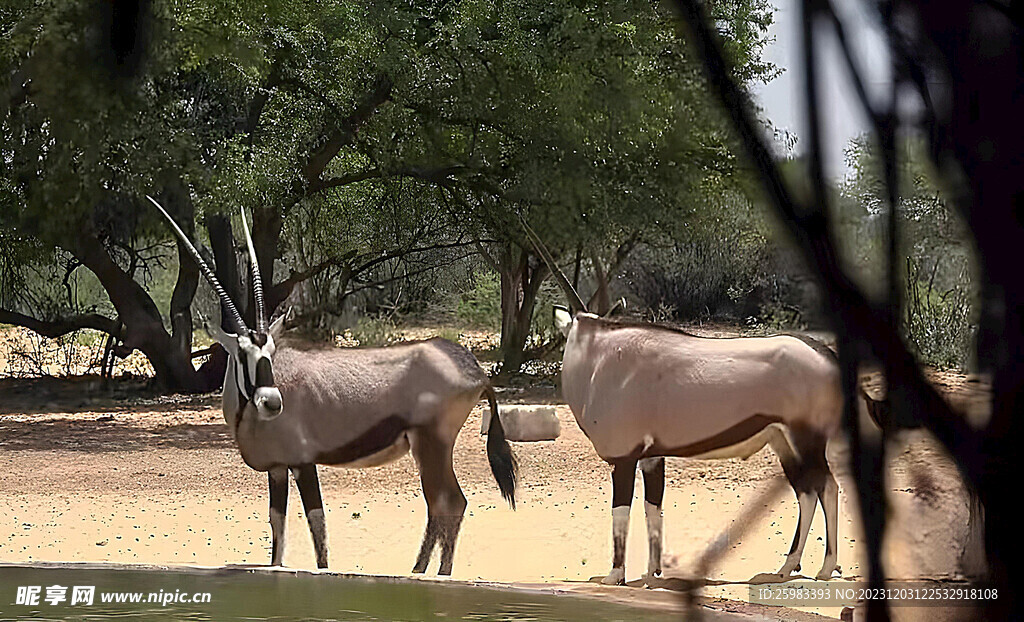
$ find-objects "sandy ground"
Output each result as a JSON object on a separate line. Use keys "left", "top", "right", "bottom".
{"left": 0, "top": 324, "right": 991, "bottom": 620}
{"left": 0, "top": 371, "right": 990, "bottom": 621}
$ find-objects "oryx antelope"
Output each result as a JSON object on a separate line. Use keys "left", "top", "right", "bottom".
{"left": 148, "top": 196, "right": 517, "bottom": 575}
{"left": 522, "top": 219, "right": 848, "bottom": 586}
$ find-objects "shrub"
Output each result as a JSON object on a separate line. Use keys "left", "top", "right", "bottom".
{"left": 350, "top": 316, "right": 402, "bottom": 347}
{"left": 903, "top": 258, "right": 974, "bottom": 369}
{"left": 456, "top": 273, "right": 501, "bottom": 330}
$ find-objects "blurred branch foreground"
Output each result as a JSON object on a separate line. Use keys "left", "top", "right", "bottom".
{"left": 675, "top": 0, "right": 1022, "bottom": 619}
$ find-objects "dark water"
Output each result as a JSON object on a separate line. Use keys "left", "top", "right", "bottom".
{"left": 0, "top": 566, "right": 679, "bottom": 621}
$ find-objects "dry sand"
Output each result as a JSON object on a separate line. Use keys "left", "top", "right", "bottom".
{"left": 0, "top": 366, "right": 988, "bottom": 620}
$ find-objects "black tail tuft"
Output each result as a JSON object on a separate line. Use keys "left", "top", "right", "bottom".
{"left": 483, "top": 386, "right": 518, "bottom": 509}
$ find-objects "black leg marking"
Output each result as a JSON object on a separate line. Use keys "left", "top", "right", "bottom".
{"left": 640, "top": 457, "right": 665, "bottom": 580}
{"left": 268, "top": 467, "right": 289, "bottom": 566}
{"left": 292, "top": 464, "right": 328, "bottom": 569}
{"left": 640, "top": 457, "right": 665, "bottom": 507}
{"left": 603, "top": 458, "right": 638, "bottom": 586}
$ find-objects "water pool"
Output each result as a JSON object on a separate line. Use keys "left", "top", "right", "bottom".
{"left": 0, "top": 565, "right": 683, "bottom": 621}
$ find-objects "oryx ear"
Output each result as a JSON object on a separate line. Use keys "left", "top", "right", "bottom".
{"left": 268, "top": 307, "right": 290, "bottom": 342}
{"left": 553, "top": 305, "right": 573, "bottom": 337}
{"left": 206, "top": 320, "right": 237, "bottom": 352}
{"left": 603, "top": 297, "right": 626, "bottom": 318}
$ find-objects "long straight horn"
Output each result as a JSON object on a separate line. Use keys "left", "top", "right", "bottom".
{"left": 239, "top": 207, "right": 267, "bottom": 335}
{"left": 518, "top": 215, "right": 588, "bottom": 314}
{"left": 146, "top": 195, "right": 249, "bottom": 335}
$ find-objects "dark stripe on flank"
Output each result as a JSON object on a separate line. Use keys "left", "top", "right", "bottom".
{"left": 314, "top": 415, "right": 408, "bottom": 465}
{"left": 626, "top": 414, "right": 784, "bottom": 460}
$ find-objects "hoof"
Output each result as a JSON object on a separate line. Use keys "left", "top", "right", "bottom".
{"left": 411, "top": 565, "right": 427, "bottom": 574}
{"left": 749, "top": 572, "right": 790, "bottom": 584}
{"left": 644, "top": 571, "right": 663, "bottom": 589}
{"left": 602, "top": 568, "right": 626, "bottom": 586}
{"left": 815, "top": 564, "right": 840, "bottom": 581}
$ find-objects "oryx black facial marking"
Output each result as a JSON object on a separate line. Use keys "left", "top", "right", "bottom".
{"left": 238, "top": 350, "right": 255, "bottom": 398}
{"left": 256, "top": 357, "right": 274, "bottom": 388}
{"left": 236, "top": 345, "right": 276, "bottom": 397}
{"left": 228, "top": 330, "right": 283, "bottom": 421}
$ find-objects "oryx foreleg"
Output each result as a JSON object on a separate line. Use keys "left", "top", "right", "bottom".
{"left": 603, "top": 458, "right": 638, "bottom": 586}
{"left": 639, "top": 457, "right": 665, "bottom": 582}
{"left": 268, "top": 467, "right": 289, "bottom": 566}
{"left": 411, "top": 430, "right": 466, "bottom": 576}
{"left": 292, "top": 464, "right": 328, "bottom": 569}
{"left": 773, "top": 431, "right": 830, "bottom": 578}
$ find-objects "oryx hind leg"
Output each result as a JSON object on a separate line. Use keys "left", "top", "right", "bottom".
{"left": 291, "top": 464, "right": 328, "bottom": 569}
{"left": 268, "top": 467, "right": 289, "bottom": 566}
{"left": 603, "top": 458, "right": 638, "bottom": 586}
{"left": 410, "top": 429, "right": 466, "bottom": 576}
{"left": 639, "top": 457, "right": 665, "bottom": 583}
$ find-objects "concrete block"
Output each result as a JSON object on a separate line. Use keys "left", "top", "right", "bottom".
{"left": 481, "top": 405, "right": 560, "bottom": 442}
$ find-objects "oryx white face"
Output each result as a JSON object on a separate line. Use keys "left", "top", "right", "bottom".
{"left": 553, "top": 305, "right": 574, "bottom": 337}
{"left": 210, "top": 320, "right": 284, "bottom": 421}
{"left": 236, "top": 332, "right": 282, "bottom": 420}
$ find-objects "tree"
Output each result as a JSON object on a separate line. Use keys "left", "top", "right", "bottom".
{"left": 1, "top": 0, "right": 778, "bottom": 384}
{"left": 408, "top": 0, "right": 778, "bottom": 372}
{"left": 0, "top": 1, "right": 242, "bottom": 390}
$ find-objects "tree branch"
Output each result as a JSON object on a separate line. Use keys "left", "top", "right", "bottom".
{"left": 240, "top": 52, "right": 285, "bottom": 158}
{"left": 300, "top": 74, "right": 393, "bottom": 184}
{"left": 308, "top": 164, "right": 467, "bottom": 195}
{"left": 0, "top": 309, "right": 120, "bottom": 339}
{"left": 350, "top": 238, "right": 481, "bottom": 276}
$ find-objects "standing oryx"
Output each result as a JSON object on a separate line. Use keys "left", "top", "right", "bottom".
{"left": 148, "top": 196, "right": 517, "bottom": 576}
{"left": 522, "top": 219, "right": 844, "bottom": 586}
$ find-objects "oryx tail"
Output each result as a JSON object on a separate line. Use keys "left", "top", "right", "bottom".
{"left": 484, "top": 385, "right": 517, "bottom": 509}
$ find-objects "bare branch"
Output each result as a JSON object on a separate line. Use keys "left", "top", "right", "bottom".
{"left": 0, "top": 309, "right": 120, "bottom": 339}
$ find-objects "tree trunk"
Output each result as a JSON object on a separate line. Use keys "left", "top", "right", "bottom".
{"left": 496, "top": 244, "right": 548, "bottom": 376}
{"left": 588, "top": 250, "right": 612, "bottom": 316}
{"left": 167, "top": 181, "right": 199, "bottom": 359}
{"left": 253, "top": 205, "right": 285, "bottom": 318}
{"left": 586, "top": 236, "right": 639, "bottom": 316}
{"left": 206, "top": 213, "right": 246, "bottom": 331}
{"left": 70, "top": 219, "right": 204, "bottom": 393}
